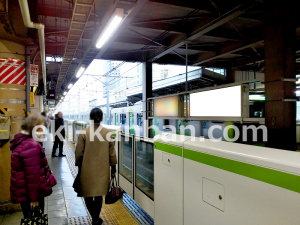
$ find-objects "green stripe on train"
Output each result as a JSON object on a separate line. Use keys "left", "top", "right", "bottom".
{"left": 154, "top": 142, "right": 300, "bottom": 193}
{"left": 154, "top": 142, "right": 182, "bottom": 156}
{"left": 184, "top": 149, "right": 300, "bottom": 193}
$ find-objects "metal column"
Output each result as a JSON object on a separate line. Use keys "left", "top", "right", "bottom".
{"left": 185, "top": 41, "right": 188, "bottom": 91}
{"left": 142, "top": 62, "right": 152, "bottom": 138}
{"left": 25, "top": 46, "right": 30, "bottom": 113}
{"left": 264, "top": 0, "right": 296, "bottom": 150}
{"left": 106, "top": 87, "right": 110, "bottom": 125}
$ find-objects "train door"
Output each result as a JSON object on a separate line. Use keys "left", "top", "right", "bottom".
{"left": 115, "top": 113, "right": 118, "bottom": 125}
{"left": 103, "top": 113, "right": 106, "bottom": 125}
{"left": 120, "top": 113, "right": 126, "bottom": 132}
{"left": 129, "top": 112, "right": 134, "bottom": 135}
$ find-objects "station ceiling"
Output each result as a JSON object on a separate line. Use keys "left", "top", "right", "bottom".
{"left": 2, "top": 0, "right": 300, "bottom": 97}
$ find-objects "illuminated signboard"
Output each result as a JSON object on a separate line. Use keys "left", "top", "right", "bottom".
{"left": 190, "top": 85, "right": 242, "bottom": 117}
{"left": 154, "top": 96, "right": 179, "bottom": 117}
{"left": 48, "top": 100, "right": 55, "bottom": 105}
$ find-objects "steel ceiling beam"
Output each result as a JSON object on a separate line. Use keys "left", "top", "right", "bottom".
{"left": 149, "top": 3, "right": 255, "bottom": 62}
{"left": 193, "top": 39, "right": 263, "bottom": 66}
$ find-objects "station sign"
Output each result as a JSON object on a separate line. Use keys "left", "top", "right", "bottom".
{"left": 30, "top": 64, "right": 39, "bottom": 87}
{"left": 48, "top": 100, "right": 55, "bottom": 105}
{"left": 47, "top": 89, "right": 56, "bottom": 100}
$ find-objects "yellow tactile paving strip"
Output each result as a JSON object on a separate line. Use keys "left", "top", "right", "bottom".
{"left": 101, "top": 200, "right": 138, "bottom": 225}
{"left": 64, "top": 141, "right": 139, "bottom": 225}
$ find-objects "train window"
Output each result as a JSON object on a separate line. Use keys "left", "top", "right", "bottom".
{"left": 164, "top": 119, "right": 170, "bottom": 126}
{"left": 120, "top": 114, "right": 126, "bottom": 124}
{"left": 119, "top": 135, "right": 133, "bottom": 182}
{"left": 115, "top": 113, "right": 118, "bottom": 125}
{"left": 137, "top": 113, "right": 143, "bottom": 127}
{"left": 129, "top": 112, "right": 134, "bottom": 135}
{"left": 135, "top": 140, "right": 154, "bottom": 200}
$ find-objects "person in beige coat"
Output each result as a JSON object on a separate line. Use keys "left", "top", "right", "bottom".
{"left": 75, "top": 108, "right": 117, "bottom": 225}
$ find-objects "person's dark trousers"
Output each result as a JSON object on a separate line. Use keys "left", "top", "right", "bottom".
{"left": 20, "top": 198, "right": 45, "bottom": 218}
{"left": 84, "top": 196, "right": 103, "bottom": 224}
{"left": 52, "top": 136, "right": 64, "bottom": 156}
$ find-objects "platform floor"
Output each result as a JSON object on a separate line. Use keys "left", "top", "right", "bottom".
{"left": 0, "top": 134, "right": 140, "bottom": 225}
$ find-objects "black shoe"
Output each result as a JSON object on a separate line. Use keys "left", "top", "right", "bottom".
{"left": 52, "top": 154, "right": 58, "bottom": 157}
{"left": 59, "top": 154, "right": 66, "bottom": 157}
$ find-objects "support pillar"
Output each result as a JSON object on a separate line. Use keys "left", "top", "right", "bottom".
{"left": 25, "top": 46, "right": 30, "bottom": 112}
{"left": 264, "top": 0, "right": 296, "bottom": 150}
{"left": 226, "top": 66, "right": 235, "bottom": 84}
{"left": 142, "top": 62, "right": 152, "bottom": 138}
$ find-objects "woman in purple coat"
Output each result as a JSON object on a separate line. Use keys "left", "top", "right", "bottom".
{"left": 10, "top": 114, "right": 55, "bottom": 218}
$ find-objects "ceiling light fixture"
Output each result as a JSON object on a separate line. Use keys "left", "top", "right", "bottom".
{"left": 68, "top": 83, "right": 73, "bottom": 89}
{"left": 63, "top": 91, "right": 67, "bottom": 96}
{"left": 76, "top": 66, "right": 85, "bottom": 78}
{"left": 96, "top": 8, "right": 124, "bottom": 49}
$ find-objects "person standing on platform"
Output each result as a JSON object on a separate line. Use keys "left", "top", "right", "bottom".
{"left": 52, "top": 112, "right": 66, "bottom": 157}
{"left": 74, "top": 108, "right": 117, "bottom": 225}
{"left": 10, "top": 114, "right": 55, "bottom": 218}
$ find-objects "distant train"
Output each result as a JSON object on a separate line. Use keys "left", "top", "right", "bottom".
{"left": 67, "top": 102, "right": 144, "bottom": 137}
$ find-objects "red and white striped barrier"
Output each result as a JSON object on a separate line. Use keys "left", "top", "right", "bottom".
{"left": 0, "top": 58, "right": 26, "bottom": 85}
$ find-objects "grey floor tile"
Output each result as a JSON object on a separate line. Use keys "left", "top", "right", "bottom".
{"left": 52, "top": 186, "right": 63, "bottom": 192}
{"left": 52, "top": 190, "right": 64, "bottom": 196}
{"left": 48, "top": 203, "right": 66, "bottom": 212}
{"left": 65, "top": 199, "right": 88, "bottom": 218}
{"left": 48, "top": 217, "right": 68, "bottom": 225}
{"left": 48, "top": 198, "right": 65, "bottom": 206}
{"left": 62, "top": 189, "right": 78, "bottom": 199}
{"left": 60, "top": 167, "right": 71, "bottom": 173}
{"left": 48, "top": 193, "right": 64, "bottom": 200}
{"left": 48, "top": 209, "right": 67, "bottom": 219}
{"left": 61, "top": 180, "right": 74, "bottom": 188}
{"left": 60, "top": 172, "right": 73, "bottom": 179}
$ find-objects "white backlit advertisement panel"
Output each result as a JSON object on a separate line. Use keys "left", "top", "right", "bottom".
{"left": 190, "top": 85, "right": 242, "bottom": 117}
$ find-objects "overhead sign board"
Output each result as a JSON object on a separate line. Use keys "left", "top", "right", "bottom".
{"left": 190, "top": 85, "right": 242, "bottom": 117}
{"left": 30, "top": 64, "right": 38, "bottom": 87}
{"left": 48, "top": 100, "right": 55, "bottom": 105}
{"left": 154, "top": 96, "right": 179, "bottom": 117}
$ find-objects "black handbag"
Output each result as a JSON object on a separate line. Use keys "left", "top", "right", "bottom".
{"left": 20, "top": 206, "right": 48, "bottom": 225}
{"left": 73, "top": 159, "right": 82, "bottom": 196}
{"left": 105, "top": 176, "right": 123, "bottom": 204}
{"left": 73, "top": 168, "right": 81, "bottom": 195}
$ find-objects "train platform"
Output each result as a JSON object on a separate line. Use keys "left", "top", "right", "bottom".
{"left": 0, "top": 133, "right": 150, "bottom": 225}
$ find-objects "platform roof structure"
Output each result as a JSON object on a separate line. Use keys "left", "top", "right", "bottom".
{"left": 0, "top": 0, "right": 292, "bottom": 95}
{"left": 29, "top": 0, "right": 274, "bottom": 95}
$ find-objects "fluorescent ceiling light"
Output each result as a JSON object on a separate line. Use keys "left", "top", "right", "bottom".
{"left": 63, "top": 91, "right": 67, "bottom": 96}
{"left": 61, "top": 96, "right": 64, "bottom": 99}
{"left": 76, "top": 66, "right": 85, "bottom": 78}
{"left": 96, "top": 8, "right": 123, "bottom": 49}
{"left": 68, "top": 83, "right": 73, "bottom": 89}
